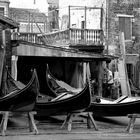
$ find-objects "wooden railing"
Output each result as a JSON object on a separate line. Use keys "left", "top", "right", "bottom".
{"left": 69, "top": 28, "right": 103, "bottom": 45}
{"left": 12, "top": 28, "right": 104, "bottom": 47}
{"left": 12, "top": 32, "right": 43, "bottom": 44}
{"left": 38, "top": 28, "right": 104, "bottom": 46}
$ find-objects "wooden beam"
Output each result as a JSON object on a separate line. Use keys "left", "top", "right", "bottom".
{"left": 118, "top": 32, "right": 131, "bottom": 96}
{"left": 12, "top": 42, "right": 106, "bottom": 59}
{"left": 0, "top": 48, "right": 5, "bottom": 88}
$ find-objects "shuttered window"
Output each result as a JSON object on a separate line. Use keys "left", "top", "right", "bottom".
{"left": 0, "top": 7, "right": 4, "bottom": 16}
{"left": 119, "top": 17, "right": 132, "bottom": 40}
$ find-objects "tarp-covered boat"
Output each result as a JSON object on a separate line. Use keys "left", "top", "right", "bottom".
{"left": 0, "top": 68, "right": 39, "bottom": 112}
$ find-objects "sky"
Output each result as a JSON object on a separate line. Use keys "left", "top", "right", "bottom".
{"left": 9, "top": 0, "right": 49, "bottom": 13}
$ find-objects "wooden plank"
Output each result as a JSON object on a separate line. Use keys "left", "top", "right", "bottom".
{"left": 118, "top": 32, "right": 131, "bottom": 96}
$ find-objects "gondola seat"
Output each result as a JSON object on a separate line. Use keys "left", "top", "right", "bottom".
{"left": 95, "top": 95, "right": 128, "bottom": 104}
{"left": 56, "top": 80, "right": 82, "bottom": 93}
{"left": 51, "top": 92, "right": 74, "bottom": 101}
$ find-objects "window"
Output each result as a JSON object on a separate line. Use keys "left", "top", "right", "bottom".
{"left": 118, "top": 15, "right": 133, "bottom": 41}
{"left": 0, "top": 7, "right": 4, "bottom": 16}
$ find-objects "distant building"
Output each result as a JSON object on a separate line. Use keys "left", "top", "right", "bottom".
{"left": 47, "top": 0, "right": 59, "bottom": 31}
{"left": 0, "top": 0, "right": 10, "bottom": 17}
{"left": 9, "top": 8, "right": 49, "bottom": 33}
{"left": 106, "top": 0, "right": 140, "bottom": 88}
{"left": 0, "top": 0, "right": 19, "bottom": 70}
{"left": 45, "top": 0, "right": 140, "bottom": 88}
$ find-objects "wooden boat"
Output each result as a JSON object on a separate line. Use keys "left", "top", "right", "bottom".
{"left": 0, "top": 68, "right": 39, "bottom": 112}
{"left": 87, "top": 96, "right": 140, "bottom": 116}
{"left": 34, "top": 65, "right": 91, "bottom": 116}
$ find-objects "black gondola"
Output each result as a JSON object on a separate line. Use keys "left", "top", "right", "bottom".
{"left": 0, "top": 68, "right": 39, "bottom": 112}
{"left": 34, "top": 64, "right": 91, "bottom": 116}
{"left": 87, "top": 96, "right": 140, "bottom": 116}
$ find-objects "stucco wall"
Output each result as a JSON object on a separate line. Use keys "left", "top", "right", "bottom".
{"left": 0, "top": 0, "right": 10, "bottom": 16}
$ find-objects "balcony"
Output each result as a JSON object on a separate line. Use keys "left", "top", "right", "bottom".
{"left": 12, "top": 28, "right": 104, "bottom": 53}
{"left": 11, "top": 6, "right": 105, "bottom": 53}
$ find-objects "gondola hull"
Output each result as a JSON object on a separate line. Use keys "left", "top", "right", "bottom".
{"left": 87, "top": 98, "right": 140, "bottom": 116}
{"left": 34, "top": 64, "right": 91, "bottom": 116}
{"left": 34, "top": 84, "right": 91, "bottom": 116}
{"left": 0, "top": 69, "right": 39, "bottom": 112}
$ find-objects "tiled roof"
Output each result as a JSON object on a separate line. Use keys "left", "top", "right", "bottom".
{"left": 9, "top": 8, "right": 48, "bottom": 23}
{"left": 0, "top": 15, "right": 19, "bottom": 29}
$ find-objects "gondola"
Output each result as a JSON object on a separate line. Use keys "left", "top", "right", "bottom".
{"left": 34, "top": 64, "right": 91, "bottom": 116}
{"left": 0, "top": 68, "right": 39, "bottom": 112}
{"left": 87, "top": 96, "right": 140, "bottom": 116}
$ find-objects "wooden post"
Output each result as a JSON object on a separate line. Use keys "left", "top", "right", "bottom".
{"left": 68, "top": 6, "right": 71, "bottom": 29}
{"left": 0, "top": 27, "right": 6, "bottom": 88}
{"left": 98, "top": 61, "right": 103, "bottom": 96}
{"left": 85, "top": 6, "right": 87, "bottom": 29}
{"left": 100, "top": 7, "right": 103, "bottom": 29}
{"left": 61, "top": 113, "right": 72, "bottom": 131}
{"left": 126, "top": 114, "right": 140, "bottom": 133}
{"left": 84, "top": 6, "right": 87, "bottom": 44}
{"left": 28, "top": 13, "right": 31, "bottom": 32}
{"left": 11, "top": 55, "right": 18, "bottom": 80}
{"left": 61, "top": 112, "right": 98, "bottom": 131}
{"left": 87, "top": 112, "right": 98, "bottom": 130}
{"left": 0, "top": 49, "right": 5, "bottom": 88}
{"left": 0, "top": 111, "right": 38, "bottom": 136}
{"left": 28, "top": 111, "right": 38, "bottom": 134}
{"left": 0, "top": 111, "right": 9, "bottom": 136}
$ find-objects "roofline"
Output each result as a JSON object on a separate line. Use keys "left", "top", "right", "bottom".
{"left": 0, "top": 15, "right": 19, "bottom": 29}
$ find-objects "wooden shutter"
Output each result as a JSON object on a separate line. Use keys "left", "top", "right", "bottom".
{"left": 125, "top": 17, "right": 131, "bottom": 40}
{"left": 119, "top": 17, "right": 132, "bottom": 40}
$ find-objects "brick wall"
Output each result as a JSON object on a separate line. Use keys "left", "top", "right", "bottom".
{"left": 107, "top": 0, "right": 140, "bottom": 87}
{"left": 107, "top": 0, "right": 140, "bottom": 54}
